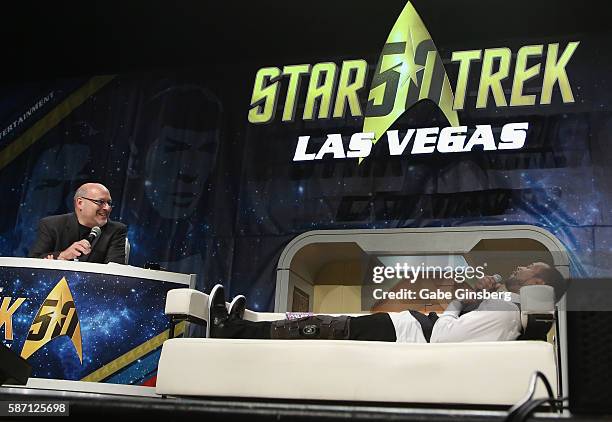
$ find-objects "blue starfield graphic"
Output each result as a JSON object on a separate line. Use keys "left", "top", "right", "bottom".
{"left": 1, "top": 267, "right": 177, "bottom": 383}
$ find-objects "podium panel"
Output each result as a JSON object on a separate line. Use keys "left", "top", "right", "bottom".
{"left": 0, "top": 258, "right": 193, "bottom": 388}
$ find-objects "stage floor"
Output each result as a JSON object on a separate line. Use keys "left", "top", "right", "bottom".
{"left": 0, "top": 385, "right": 593, "bottom": 421}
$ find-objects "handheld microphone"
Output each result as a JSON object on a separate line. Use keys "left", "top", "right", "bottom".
{"left": 86, "top": 226, "right": 101, "bottom": 245}
{"left": 492, "top": 274, "right": 508, "bottom": 291}
{"left": 74, "top": 226, "right": 101, "bottom": 262}
{"left": 465, "top": 273, "right": 504, "bottom": 289}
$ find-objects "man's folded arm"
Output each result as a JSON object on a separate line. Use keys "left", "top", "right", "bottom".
{"left": 430, "top": 300, "right": 521, "bottom": 343}
{"left": 104, "top": 224, "right": 128, "bottom": 264}
{"left": 27, "top": 220, "right": 60, "bottom": 258}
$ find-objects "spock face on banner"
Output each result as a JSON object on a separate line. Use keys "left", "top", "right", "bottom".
{"left": 144, "top": 125, "right": 217, "bottom": 219}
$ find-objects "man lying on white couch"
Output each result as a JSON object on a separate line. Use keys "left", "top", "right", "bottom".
{"left": 207, "top": 262, "right": 566, "bottom": 343}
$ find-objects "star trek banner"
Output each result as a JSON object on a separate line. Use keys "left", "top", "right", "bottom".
{"left": 0, "top": 0, "right": 611, "bottom": 316}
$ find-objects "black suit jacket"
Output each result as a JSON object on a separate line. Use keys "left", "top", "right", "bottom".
{"left": 28, "top": 213, "right": 128, "bottom": 264}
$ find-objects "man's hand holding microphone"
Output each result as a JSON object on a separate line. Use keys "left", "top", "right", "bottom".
{"left": 459, "top": 274, "right": 505, "bottom": 305}
{"left": 57, "top": 240, "right": 92, "bottom": 260}
{"left": 46, "top": 226, "right": 101, "bottom": 261}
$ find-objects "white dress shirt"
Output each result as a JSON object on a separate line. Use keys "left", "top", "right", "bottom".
{"left": 390, "top": 293, "right": 522, "bottom": 343}
{"left": 430, "top": 293, "right": 522, "bottom": 343}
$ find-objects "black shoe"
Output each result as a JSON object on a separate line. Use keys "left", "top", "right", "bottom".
{"left": 228, "top": 295, "right": 246, "bottom": 322}
{"left": 207, "top": 284, "right": 228, "bottom": 338}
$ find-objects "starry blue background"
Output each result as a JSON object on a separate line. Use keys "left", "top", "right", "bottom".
{"left": 0, "top": 11, "right": 611, "bottom": 314}
{"left": 0, "top": 266, "right": 176, "bottom": 381}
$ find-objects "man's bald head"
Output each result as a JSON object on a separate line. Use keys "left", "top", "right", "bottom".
{"left": 74, "top": 183, "right": 110, "bottom": 202}
{"left": 74, "top": 183, "right": 113, "bottom": 228}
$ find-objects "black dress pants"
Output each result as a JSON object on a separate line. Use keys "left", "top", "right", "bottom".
{"left": 213, "top": 313, "right": 398, "bottom": 341}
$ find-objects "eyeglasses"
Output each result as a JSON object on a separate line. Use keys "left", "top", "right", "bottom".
{"left": 80, "top": 197, "right": 114, "bottom": 208}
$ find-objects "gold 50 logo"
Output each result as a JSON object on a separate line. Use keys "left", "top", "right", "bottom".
{"left": 247, "top": 2, "right": 579, "bottom": 162}
{"left": 0, "top": 277, "right": 83, "bottom": 363}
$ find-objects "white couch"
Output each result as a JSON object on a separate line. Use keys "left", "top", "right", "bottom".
{"left": 156, "top": 288, "right": 558, "bottom": 406}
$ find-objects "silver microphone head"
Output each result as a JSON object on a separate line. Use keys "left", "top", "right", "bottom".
{"left": 91, "top": 226, "right": 101, "bottom": 238}
{"left": 492, "top": 274, "right": 503, "bottom": 284}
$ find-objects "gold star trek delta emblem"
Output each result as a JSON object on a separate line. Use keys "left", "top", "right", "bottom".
{"left": 21, "top": 277, "right": 83, "bottom": 363}
{"left": 363, "top": 1, "right": 459, "bottom": 153}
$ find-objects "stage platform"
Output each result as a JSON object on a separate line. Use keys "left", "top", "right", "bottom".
{"left": 0, "top": 385, "right": 598, "bottom": 421}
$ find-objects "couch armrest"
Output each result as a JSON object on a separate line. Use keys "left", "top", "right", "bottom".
{"left": 165, "top": 288, "right": 208, "bottom": 325}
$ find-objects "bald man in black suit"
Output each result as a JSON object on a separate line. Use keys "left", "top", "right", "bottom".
{"left": 29, "top": 183, "right": 127, "bottom": 264}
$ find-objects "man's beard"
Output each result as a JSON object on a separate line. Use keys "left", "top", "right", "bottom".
{"left": 504, "top": 275, "right": 522, "bottom": 292}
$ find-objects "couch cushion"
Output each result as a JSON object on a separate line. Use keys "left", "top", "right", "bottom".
{"left": 156, "top": 338, "right": 557, "bottom": 405}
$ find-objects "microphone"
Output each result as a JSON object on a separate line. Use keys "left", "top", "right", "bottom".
{"left": 74, "top": 226, "right": 101, "bottom": 262}
{"left": 492, "top": 274, "right": 508, "bottom": 291}
{"left": 86, "top": 226, "right": 101, "bottom": 245}
{"left": 465, "top": 273, "right": 503, "bottom": 289}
